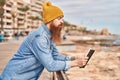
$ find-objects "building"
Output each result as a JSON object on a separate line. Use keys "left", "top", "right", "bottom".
{"left": 0, "top": 0, "right": 44, "bottom": 37}
{"left": 27, "top": 0, "right": 44, "bottom": 31}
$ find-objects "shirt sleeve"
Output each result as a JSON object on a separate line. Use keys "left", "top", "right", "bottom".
{"left": 51, "top": 43, "right": 70, "bottom": 61}
{"left": 32, "top": 35, "right": 71, "bottom": 71}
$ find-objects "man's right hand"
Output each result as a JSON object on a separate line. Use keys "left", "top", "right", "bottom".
{"left": 71, "top": 56, "right": 88, "bottom": 67}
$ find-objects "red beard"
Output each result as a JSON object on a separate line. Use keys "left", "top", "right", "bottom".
{"left": 50, "top": 25, "right": 62, "bottom": 44}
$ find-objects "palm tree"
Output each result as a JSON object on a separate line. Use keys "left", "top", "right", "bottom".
{"left": 19, "top": 5, "right": 29, "bottom": 31}
{"left": 18, "top": 5, "right": 29, "bottom": 12}
{"left": 38, "top": 11, "right": 43, "bottom": 21}
{"left": 0, "top": 0, "right": 6, "bottom": 32}
{"left": 11, "top": 11, "right": 17, "bottom": 35}
{"left": 0, "top": 0, "right": 6, "bottom": 9}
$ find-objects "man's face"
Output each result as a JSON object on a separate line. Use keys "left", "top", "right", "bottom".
{"left": 50, "top": 16, "right": 64, "bottom": 43}
{"left": 52, "top": 16, "right": 64, "bottom": 28}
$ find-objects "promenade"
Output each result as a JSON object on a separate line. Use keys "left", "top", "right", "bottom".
{"left": 0, "top": 38, "right": 23, "bottom": 73}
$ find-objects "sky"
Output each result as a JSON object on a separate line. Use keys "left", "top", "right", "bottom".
{"left": 50, "top": 0, "right": 120, "bottom": 35}
{"left": 24, "top": 0, "right": 120, "bottom": 35}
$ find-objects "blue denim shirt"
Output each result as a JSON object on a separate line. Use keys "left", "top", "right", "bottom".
{"left": 0, "top": 23, "right": 71, "bottom": 80}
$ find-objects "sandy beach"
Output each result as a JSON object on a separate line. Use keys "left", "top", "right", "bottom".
{"left": 62, "top": 43, "right": 120, "bottom": 80}
{"left": 0, "top": 36, "right": 120, "bottom": 80}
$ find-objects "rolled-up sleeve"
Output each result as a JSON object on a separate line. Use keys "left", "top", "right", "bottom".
{"left": 31, "top": 35, "right": 71, "bottom": 71}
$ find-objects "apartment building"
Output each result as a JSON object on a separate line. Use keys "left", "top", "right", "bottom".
{"left": 0, "top": 0, "right": 44, "bottom": 36}
{"left": 27, "top": 0, "right": 44, "bottom": 31}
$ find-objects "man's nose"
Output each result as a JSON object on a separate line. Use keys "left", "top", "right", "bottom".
{"left": 61, "top": 19, "right": 64, "bottom": 23}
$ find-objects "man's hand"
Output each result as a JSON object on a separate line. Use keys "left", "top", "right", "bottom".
{"left": 71, "top": 56, "right": 88, "bottom": 67}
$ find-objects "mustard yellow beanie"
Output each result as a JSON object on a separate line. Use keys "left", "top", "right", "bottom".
{"left": 43, "top": 2, "right": 64, "bottom": 24}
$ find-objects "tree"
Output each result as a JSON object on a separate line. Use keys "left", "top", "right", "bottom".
{"left": 38, "top": 11, "right": 43, "bottom": 21}
{"left": 18, "top": 5, "right": 29, "bottom": 12}
{"left": 18, "top": 5, "right": 29, "bottom": 32}
{"left": 11, "top": 10, "right": 17, "bottom": 35}
{"left": 29, "top": 16, "right": 42, "bottom": 29}
{"left": 0, "top": 0, "right": 6, "bottom": 32}
{"left": 0, "top": 0, "right": 6, "bottom": 8}
{"left": 63, "top": 20, "right": 70, "bottom": 26}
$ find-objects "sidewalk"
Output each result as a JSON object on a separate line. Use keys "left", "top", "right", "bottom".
{"left": 0, "top": 37, "right": 24, "bottom": 73}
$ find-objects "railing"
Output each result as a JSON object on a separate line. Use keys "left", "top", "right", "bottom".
{"left": 51, "top": 71, "right": 69, "bottom": 80}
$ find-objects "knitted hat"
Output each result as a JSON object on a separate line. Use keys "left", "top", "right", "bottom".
{"left": 43, "top": 2, "right": 64, "bottom": 24}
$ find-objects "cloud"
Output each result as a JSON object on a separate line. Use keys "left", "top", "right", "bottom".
{"left": 51, "top": 0, "right": 120, "bottom": 34}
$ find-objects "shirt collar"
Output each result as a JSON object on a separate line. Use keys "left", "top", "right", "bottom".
{"left": 41, "top": 23, "right": 51, "bottom": 38}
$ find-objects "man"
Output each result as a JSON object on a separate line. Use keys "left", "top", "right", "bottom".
{"left": 0, "top": 2, "right": 88, "bottom": 80}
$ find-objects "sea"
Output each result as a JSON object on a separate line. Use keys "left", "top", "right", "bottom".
{"left": 103, "top": 36, "right": 120, "bottom": 46}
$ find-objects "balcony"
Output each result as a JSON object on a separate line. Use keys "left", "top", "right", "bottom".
{"left": 18, "top": 20, "right": 24, "bottom": 24}
{"left": 3, "top": 25, "right": 12, "bottom": 29}
{"left": 36, "top": 0, "right": 43, "bottom": 5}
{"left": 4, "top": 6, "right": 12, "bottom": 11}
{"left": 4, "top": 19, "right": 12, "bottom": 23}
{"left": 17, "top": 10, "right": 25, "bottom": 14}
{"left": 4, "top": 13, "right": 12, "bottom": 17}
{"left": 17, "top": 15, "right": 24, "bottom": 19}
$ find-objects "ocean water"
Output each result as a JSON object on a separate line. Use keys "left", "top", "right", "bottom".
{"left": 103, "top": 37, "right": 120, "bottom": 46}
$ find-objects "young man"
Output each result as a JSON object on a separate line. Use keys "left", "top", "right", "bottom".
{"left": 0, "top": 2, "right": 88, "bottom": 80}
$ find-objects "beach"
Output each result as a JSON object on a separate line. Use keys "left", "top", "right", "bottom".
{"left": 0, "top": 36, "right": 120, "bottom": 80}
{"left": 60, "top": 35, "right": 120, "bottom": 80}
{"left": 62, "top": 43, "right": 120, "bottom": 80}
